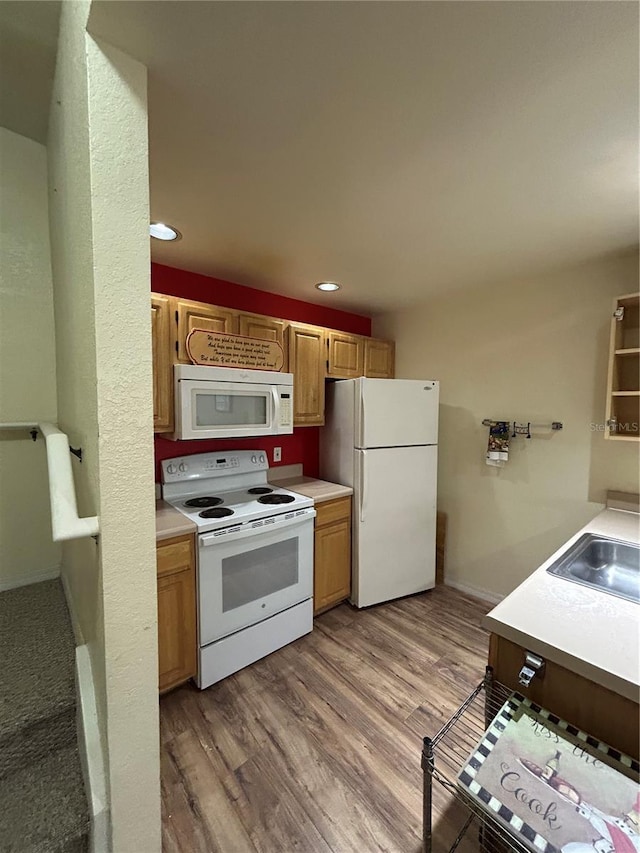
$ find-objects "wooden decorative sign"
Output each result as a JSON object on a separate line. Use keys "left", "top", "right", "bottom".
{"left": 186, "top": 329, "right": 284, "bottom": 371}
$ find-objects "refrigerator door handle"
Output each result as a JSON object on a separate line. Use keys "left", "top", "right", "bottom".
{"left": 359, "top": 390, "right": 366, "bottom": 449}
{"left": 360, "top": 450, "right": 367, "bottom": 522}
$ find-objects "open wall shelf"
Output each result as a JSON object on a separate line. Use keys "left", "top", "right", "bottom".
{"left": 606, "top": 292, "right": 640, "bottom": 440}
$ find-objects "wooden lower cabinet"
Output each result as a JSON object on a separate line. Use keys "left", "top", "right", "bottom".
{"left": 157, "top": 534, "right": 197, "bottom": 694}
{"left": 313, "top": 497, "right": 352, "bottom": 615}
{"left": 489, "top": 633, "right": 639, "bottom": 759}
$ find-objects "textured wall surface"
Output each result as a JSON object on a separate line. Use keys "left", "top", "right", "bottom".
{"left": 374, "top": 251, "right": 640, "bottom": 599}
{"left": 86, "top": 31, "right": 160, "bottom": 853}
{"left": 48, "top": 2, "right": 160, "bottom": 850}
{"left": 0, "top": 127, "right": 60, "bottom": 588}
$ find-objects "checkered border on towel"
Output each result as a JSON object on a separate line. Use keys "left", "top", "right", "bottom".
{"left": 458, "top": 693, "right": 639, "bottom": 853}
{"left": 457, "top": 694, "right": 560, "bottom": 853}
{"left": 457, "top": 691, "right": 639, "bottom": 853}
{"left": 523, "top": 698, "right": 640, "bottom": 776}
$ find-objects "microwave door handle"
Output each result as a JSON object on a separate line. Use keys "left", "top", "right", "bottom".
{"left": 271, "top": 386, "right": 279, "bottom": 424}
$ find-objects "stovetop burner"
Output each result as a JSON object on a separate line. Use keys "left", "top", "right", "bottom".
{"left": 184, "top": 496, "right": 223, "bottom": 508}
{"left": 257, "top": 494, "right": 296, "bottom": 505}
{"left": 247, "top": 487, "right": 273, "bottom": 495}
{"left": 199, "top": 507, "right": 235, "bottom": 519}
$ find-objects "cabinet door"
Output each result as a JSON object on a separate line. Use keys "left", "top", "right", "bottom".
{"left": 151, "top": 294, "right": 174, "bottom": 433}
{"left": 238, "top": 313, "right": 288, "bottom": 369}
{"left": 287, "top": 323, "right": 326, "bottom": 426}
{"left": 175, "top": 298, "right": 237, "bottom": 363}
{"left": 157, "top": 535, "right": 196, "bottom": 693}
{"left": 489, "top": 634, "right": 639, "bottom": 759}
{"left": 364, "top": 338, "right": 395, "bottom": 379}
{"left": 314, "top": 498, "right": 351, "bottom": 614}
{"left": 326, "top": 331, "right": 364, "bottom": 379}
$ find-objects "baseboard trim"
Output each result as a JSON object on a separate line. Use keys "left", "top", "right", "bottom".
{"left": 0, "top": 565, "right": 60, "bottom": 592}
{"left": 60, "top": 571, "right": 85, "bottom": 645}
{"left": 444, "top": 578, "right": 503, "bottom": 606}
{"left": 75, "top": 645, "right": 110, "bottom": 853}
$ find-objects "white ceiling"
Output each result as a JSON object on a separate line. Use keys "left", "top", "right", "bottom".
{"left": 93, "top": 3, "right": 638, "bottom": 312}
{"left": 0, "top": 1, "right": 60, "bottom": 144}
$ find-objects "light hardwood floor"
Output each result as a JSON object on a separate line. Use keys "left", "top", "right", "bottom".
{"left": 160, "top": 586, "right": 491, "bottom": 853}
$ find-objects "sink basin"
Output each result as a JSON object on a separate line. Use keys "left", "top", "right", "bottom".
{"left": 546, "top": 533, "right": 640, "bottom": 604}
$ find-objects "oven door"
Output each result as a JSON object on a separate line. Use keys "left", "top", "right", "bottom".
{"left": 178, "top": 379, "right": 282, "bottom": 439}
{"left": 197, "top": 509, "right": 315, "bottom": 645}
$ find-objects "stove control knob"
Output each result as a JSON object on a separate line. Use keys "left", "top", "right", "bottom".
{"left": 259, "top": 454, "right": 266, "bottom": 464}
{"left": 251, "top": 455, "right": 257, "bottom": 463}
{"left": 178, "top": 462, "right": 187, "bottom": 473}
{"left": 166, "top": 463, "right": 176, "bottom": 475}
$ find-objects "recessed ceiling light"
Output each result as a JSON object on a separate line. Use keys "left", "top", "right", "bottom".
{"left": 150, "top": 222, "right": 181, "bottom": 241}
{"left": 315, "top": 281, "right": 341, "bottom": 292}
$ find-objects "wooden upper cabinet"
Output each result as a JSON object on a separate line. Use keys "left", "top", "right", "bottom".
{"left": 287, "top": 323, "right": 326, "bottom": 426}
{"left": 237, "top": 313, "right": 288, "bottom": 369}
{"left": 175, "top": 298, "right": 237, "bottom": 363}
{"left": 605, "top": 292, "right": 640, "bottom": 441}
{"left": 151, "top": 294, "right": 174, "bottom": 433}
{"left": 364, "top": 338, "right": 395, "bottom": 379}
{"left": 326, "top": 331, "right": 364, "bottom": 379}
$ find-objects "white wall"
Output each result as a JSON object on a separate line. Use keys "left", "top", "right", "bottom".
{"left": 374, "top": 251, "right": 639, "bottom": 600}
{"left": 0, "top": 126, "right": 60, "bottom": 589}
{"left": 48, "top": 2, "right": 160, "bottom": 850}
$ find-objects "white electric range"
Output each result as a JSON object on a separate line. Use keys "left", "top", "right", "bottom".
{"left": 162, "top": 450, "right": 315, "bottom": 688}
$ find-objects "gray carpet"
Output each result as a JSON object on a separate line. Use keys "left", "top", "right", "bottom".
{"left": 0, "top": 579, "right": 90, "bottom": 852}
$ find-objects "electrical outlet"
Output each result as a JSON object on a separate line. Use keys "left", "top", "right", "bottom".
{"left": 273, "top": 446, "right": 282, "bottom": 463}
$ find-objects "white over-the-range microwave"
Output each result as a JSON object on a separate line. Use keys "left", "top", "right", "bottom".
{"left": 170, "top": 364, "right": 294, "bottom": 440}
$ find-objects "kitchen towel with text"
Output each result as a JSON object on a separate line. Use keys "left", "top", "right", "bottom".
{"left": 486, "top": 421, "right": 510, "bottom": 467}
{"left": 457, "top": 693, "right": 640, "bottom": 853}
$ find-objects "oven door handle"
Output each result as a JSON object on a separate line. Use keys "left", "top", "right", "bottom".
{"left": 199, "top": 508, "right": 316, "bottom": 547}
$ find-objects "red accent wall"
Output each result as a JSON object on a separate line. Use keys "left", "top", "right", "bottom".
{"left": 152, "top": 263, "right": 371, "bottom": 335}
{"left": 154, "top": 431, "right": 319, "bottom": 482}
{"left": 152, "top": 263, "right": 371, "bottom": 481}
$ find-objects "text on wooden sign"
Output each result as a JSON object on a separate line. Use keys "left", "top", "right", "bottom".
{"left": 186, "top": 329, "right": 284, "bottom": 371}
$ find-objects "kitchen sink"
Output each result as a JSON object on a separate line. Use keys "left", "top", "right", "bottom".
{"left": 546, "top": 533, "right": 640, "bottom": 604}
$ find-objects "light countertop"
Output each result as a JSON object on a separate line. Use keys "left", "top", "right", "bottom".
{"left": 155, "top": 499, "right": 197, "bottom": 542}
{"left": 272, "top": 475, "right": 353, "bottom": 504}
{"left": 154, "top": 473, "right": 352, "bottom": 540}
{"left": 484, "top": 508, "right": 640, "bottom": 702}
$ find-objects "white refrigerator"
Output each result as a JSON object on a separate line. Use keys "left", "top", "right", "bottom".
{"left": 320, "top": 377, "right": 439, "bottom": 608}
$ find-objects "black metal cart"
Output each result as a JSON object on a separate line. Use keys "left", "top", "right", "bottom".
{"left": 421, "top": 667, "right": 532, "bottom": 853}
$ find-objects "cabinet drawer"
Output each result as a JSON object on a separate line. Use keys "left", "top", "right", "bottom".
{"left": 157, "top": 535, "right": 193, "bottom": 577}
{"left": 315, "top": 496, "right": 351, "bottom": 528}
